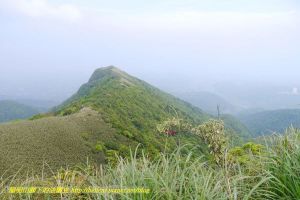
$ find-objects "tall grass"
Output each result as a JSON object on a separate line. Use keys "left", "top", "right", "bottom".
{"left": 0, "top": 145, "right": 269, "bottom": 200}
{"left": 2, "top": 128, "right": 300, "bottom": 200}
{"left": 263, "top": 128, "right": 300, "bottom": 200}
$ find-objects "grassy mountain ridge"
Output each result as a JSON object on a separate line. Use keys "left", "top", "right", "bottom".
{"left": 56, "top": 66, "right": 211, "bottom": 138}
{"left": 55, "top": 66, "right": 214, "bottom": 158}
{"left": 0, "top": 100, "right": 39, "bottom": 123}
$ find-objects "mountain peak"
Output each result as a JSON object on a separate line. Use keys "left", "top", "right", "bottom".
{"left": 88, "top": 66, "right": 129, "bottom": 82}
{"left": 100, "top": 65, "right": 120, "bottom": 72}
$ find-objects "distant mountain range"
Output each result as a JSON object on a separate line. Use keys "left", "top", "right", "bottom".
{"left": 0, "top": 100, "right": 39, "bottom": 123}
{"left": 174, "top": 88, "right": 300, "bottom": 137}
{"left": 213, "top": 82, "right": 300, "bottom": 111}
{"left": 174, "top": 91, "right": 241, "bottom": 115}
{"left": 239, "top": 109, "right": 300, "bottom": 136}
{"left": 13, "top": 99, "right": 59, "bottom": 112}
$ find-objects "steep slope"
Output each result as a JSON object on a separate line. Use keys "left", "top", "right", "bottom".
{"left": 0, "top": 100, "right": 39, "bottom": 123}
{"left": 0, "top": 66, "right": 212, "bottom": 175}
{"left": 239, "top": 109, "right": 300, "bottom": 136}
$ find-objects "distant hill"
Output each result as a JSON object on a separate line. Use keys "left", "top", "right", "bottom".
{"left": 238, "top": 109, "right": 300, "bottom": 136}
{"left": 174, "top": 91, "right": 240, "bottom": 115}
{"left": 214, "top": 82, "right": 300, "bottom": 111}
{"left": 14, "top": 99, "right": 59, "bottom": 112}
{"left": 0, "top": 100, "right": 39, "bottom": 123}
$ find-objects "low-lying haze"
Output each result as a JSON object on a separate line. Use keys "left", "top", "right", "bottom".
{"left": 0, "top": 0, "right": 299, "bottom": 110}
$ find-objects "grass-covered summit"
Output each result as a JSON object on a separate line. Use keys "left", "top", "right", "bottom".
{"left": 57, "top": 66, "right": 210, "bottom": 135}
{"left": 55, "top": 66, "right": 214, "bottom": 156}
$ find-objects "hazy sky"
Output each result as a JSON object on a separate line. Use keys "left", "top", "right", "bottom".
{"left": 0, "top": 0, "right": 299, "bottom": 101}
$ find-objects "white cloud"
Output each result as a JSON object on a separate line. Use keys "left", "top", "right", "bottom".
{"left": 83, "top": 8, "right": 298, "bottom": 40}
{"left": 138, "top": 10, "right": 297, "bottom": 30}
{"left": 0, "top": 0, "right": 82, "bottom": 22}
{"left": 292, "top": 87, "right": 299, "bottom": 95}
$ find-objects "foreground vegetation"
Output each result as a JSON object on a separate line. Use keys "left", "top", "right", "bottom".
{"left": 1, "top": 122, "right": 300, "bottom": 199}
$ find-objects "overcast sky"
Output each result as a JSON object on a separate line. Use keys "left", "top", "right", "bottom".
{"left": 0, "top": 0, "right": 299, "bottom": 101}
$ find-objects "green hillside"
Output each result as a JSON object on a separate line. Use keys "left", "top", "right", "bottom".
{"left": 0, "top": 66, "right": 213, "bottom": 175}
{"left": 239, "top": 109, "right": 300, "bottom": 136}
{"left": 0, "top": 108, "right": 113, "bottom": 174}
{"left": 0, "top": 100, "right": 39, "bottom": 123}
{"left": 221, "top": 114, "right": 252, "bottom": 139}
